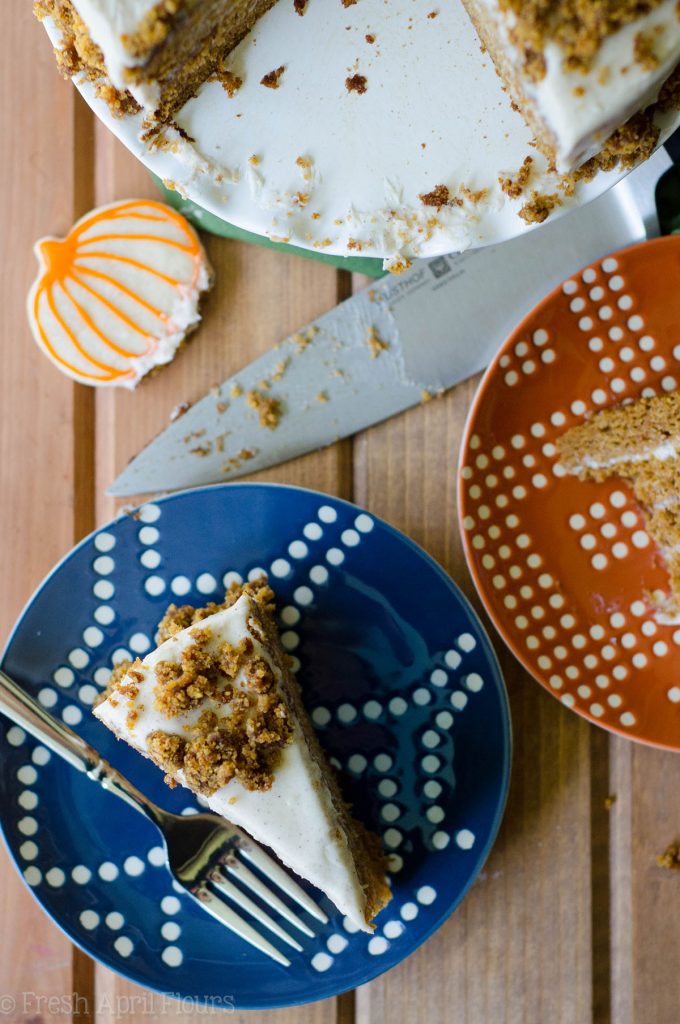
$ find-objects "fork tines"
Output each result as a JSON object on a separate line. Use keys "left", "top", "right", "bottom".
{"left": 189, "top": 840, "right": 328, "bottom": 966}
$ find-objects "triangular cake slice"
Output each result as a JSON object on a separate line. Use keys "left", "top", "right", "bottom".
{"left": 558, "top": 391, "right": 680, "bottom": 614}
{"left": 94, "top": 579, "right": 391, "bottom": 931}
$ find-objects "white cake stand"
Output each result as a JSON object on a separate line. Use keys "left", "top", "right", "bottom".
{"left": 44, "top": 0, "right": 680, "bottom": 263}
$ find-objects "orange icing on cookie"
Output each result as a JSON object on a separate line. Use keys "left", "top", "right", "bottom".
{"left": 27, "top": 200, "right": 211, "bottom": 388}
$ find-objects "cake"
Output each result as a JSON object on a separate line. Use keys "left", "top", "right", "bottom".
{"left": 462, "top": 0, "right": 680, "bottom": 171}
{"left": 93, "top": 578, "right": 391, "bottom": 930}
{"left": 558, "top": 390, "right": 680, "bottom": 613}
{"left": 27, "top": 199, "right": 213, "bottom": 389}
{"left": 36, "top": 0, "right": 680, "bottom": 173}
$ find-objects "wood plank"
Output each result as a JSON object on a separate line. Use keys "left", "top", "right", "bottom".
{"left": 91, "top": 133, "right": 347, "bottom": 1022}
{"left": 352, "top": 373, "right": 596, "bottom": 1024}
{"left": 0, "top": 6, "right": 92, "bottom": 1023}
{"left": 610, "top": 740, "right": 680, "bottom": 1024}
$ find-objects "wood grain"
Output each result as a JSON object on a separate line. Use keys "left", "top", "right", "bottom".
{"left": 0, "top": 8, "right": 91, "bottom": 1024}
{"left": 2, "top": 5, "right": 680, "bottom": 1024}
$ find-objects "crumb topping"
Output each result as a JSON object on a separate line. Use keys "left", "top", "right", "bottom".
{"left": 157, "top": 577, "right": 275, "bottom": 642}
{"left": 109, "top": 579, "right": 291, "bottom": 795}
{"left": 498, "top": 0, "right": 667, "bottom": 78}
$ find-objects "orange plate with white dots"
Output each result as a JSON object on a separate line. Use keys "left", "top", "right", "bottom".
{"left": 459, "top": 236, "right": 680, "bottom": 750}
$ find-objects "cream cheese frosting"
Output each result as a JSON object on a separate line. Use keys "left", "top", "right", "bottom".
{"left": 27, "top": 199, "right": 212, "bottom": 389}
{"left": 476, "top": 0, "right": 680, "bottom": 171}
{"left": 93, "top": 594, "right": 373, "bottom": 931}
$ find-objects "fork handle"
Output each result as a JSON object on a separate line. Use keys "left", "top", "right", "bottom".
{"left": 0, "top": 668, "right": 164, "bottom": 826}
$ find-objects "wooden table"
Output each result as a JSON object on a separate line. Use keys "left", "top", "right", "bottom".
{"left": 2, "top": 7, "right": 679, "bottom": 1023}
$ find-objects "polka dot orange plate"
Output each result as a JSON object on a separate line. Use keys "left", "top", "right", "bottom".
{"left": 459, "top": 236, "right": 680, "bottom": 750}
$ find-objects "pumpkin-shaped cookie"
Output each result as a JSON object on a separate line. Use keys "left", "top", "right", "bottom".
{"left": 27, "top": 199, "right": 213, "bottom": 388}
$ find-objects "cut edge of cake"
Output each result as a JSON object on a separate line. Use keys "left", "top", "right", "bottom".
{"left": 558, "top": 390, "right": 680, "bottom": 617}
{"left": 35, "top": 0, "right": 277, "bottom": 125}
{"left": 93, "top": 578, "right": 392, "bottom": 931}
{"left": 460, "top": 0, "right": 680, "bottom": 172}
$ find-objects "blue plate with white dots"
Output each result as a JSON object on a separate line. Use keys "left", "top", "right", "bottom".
{"left": 0, "top": 483, "right": 510, "bottom": 1009}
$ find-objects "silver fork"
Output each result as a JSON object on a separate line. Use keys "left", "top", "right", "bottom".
{"left": 0, "top": 667, "right": 328, "bottom": 966}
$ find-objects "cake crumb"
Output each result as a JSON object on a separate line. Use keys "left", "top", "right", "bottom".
{"left": 247, "top": 390, "right": 282, "bottom": 429}
{"left": 385, "top": 255, "right": 412, "bottom": 275}
{"left": 292, "top": 326, "right": 318, "bottom": 352}
{"left": 217, "top": 68, "right": 242, "bottom": 97}
{"left": 367, "top": 326, "right": 389, "bottom": 358}
{"left": 633, "top": 31, "right": 660, "bottom": 71}
{"left": 459, "top": 184, "right": 489, "bottom": 204}
{"left": 499, "top": 156, "right": 534, "bottom": 199}
{"left": 657, "top": 841, "right": 680, "bottom": 870}
{"left": 294, "top": 0, "right": 308, "bottom": 13}
{"left": 316, "top": 391, "right": 329, "bottom": 402}
{"left": 231, "top": 383, "right": 243, "bottom": 398}
{"left": 519, "top": 191, "right": 561, "bottom": 224}
{"left": 170, "top": 401, "right": 191, "bottom": 422}
{"left": 261, "top": 66, "right": 285, "bottom": 89}
{"left": 295, "top": 155, "right": 313, "bottom": 183}
{"left": 346, "top": 73, "right": 368, "bottom": 94}
{"left": 271, "top": 358, "right": 289, "bottom": 381}
{"left": 604, "top": 794, "right": 617, "bottom": 810}
{"left": 419, "top": 184, "right": 458, "bottom": 209}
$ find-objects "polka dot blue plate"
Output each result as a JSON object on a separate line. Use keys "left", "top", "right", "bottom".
{"left": 0, "top": 484, "right": 510, "bottom": 1009}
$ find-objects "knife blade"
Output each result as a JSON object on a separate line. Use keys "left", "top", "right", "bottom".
{"left": 110, "top": 148, "right": 673, "bottom": 497}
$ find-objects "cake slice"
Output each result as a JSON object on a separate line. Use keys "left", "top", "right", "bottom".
{"left": 558, "top": 390, "right": 680, "bottom": 612}
{"left": 462, "top": 0, "right": 680, "bottom": 172}
{"left": 93, "top": 579, "right": 391, "bottom": 931}
{"left": 35, "top": 0, "right": 277, "bottom": 122}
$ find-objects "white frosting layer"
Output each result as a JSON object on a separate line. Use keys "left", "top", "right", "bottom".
{"left": 93, "top": 595, "right": 372, "bottom": 931}
{"left": 477, "top": 0, "right": 680, "bottom": 170}
{"left": 70, "top": 0, "right": 161, "bottom": 108}
{"left": 573, "top": 438, "right": 680, "bottom": 472}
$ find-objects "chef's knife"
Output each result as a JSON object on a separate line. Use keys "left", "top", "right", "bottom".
{"left": 110, "top": 148, "right": 673, "bottom": 496}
